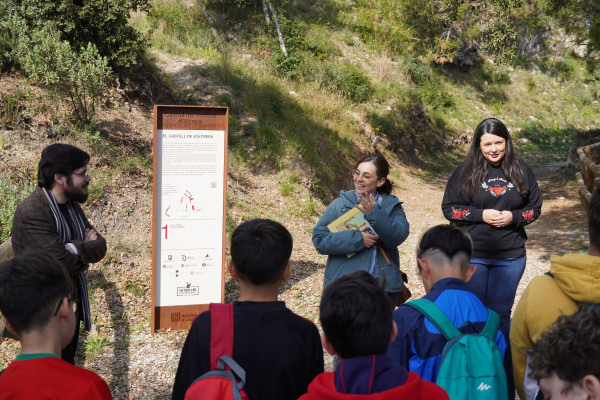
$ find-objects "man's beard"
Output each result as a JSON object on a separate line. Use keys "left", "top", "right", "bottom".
{"left": 64, "top": 183, "right": 89, "bottom": 203}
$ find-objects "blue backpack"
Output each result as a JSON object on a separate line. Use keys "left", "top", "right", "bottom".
{"left": 405, "top": 298, "right": 508, "bottom": 400}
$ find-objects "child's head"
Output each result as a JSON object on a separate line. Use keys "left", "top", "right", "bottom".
{"left": 416, "top": 225, "right": 474, "bottom": 291}
{"left": 230, "top": 219, "right": 293, "bottom": 285}
{"left": 320, "top": 271, "right": 394, "bottom": 359}
{"left": 528, "top": 305, "right": 600, "bottom": 400}
{"left": 0, "top": 251, "right": 74, "bottom": 334}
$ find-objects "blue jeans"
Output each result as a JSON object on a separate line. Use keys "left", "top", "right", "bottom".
{"left": 466, "top": 254, "right": 526, "bottom": 339}
{"left": 467, "top": 254, "right": 526, "bottom": 400}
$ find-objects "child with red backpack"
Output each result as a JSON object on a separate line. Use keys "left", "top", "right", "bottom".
{"left": 172, "top": 219, "right": 324, "bottom": 400}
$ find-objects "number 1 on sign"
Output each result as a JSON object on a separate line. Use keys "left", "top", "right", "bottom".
{"left": 162, "top": 224, "right": 168, "bottom": 239}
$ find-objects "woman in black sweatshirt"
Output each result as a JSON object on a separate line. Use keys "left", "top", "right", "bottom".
{"left": 441, "top": 117, "right": 542, "bottom": 343}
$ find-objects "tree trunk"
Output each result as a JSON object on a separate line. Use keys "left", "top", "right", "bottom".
{"left": 261, "top": 0, "right": 271, "bottom": 25}
{"left": 265, "top": 1, "right": 287, "bottom": 56}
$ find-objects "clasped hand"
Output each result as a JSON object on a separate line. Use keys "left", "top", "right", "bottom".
{"left": 482, "top": 209, "right": 513, "bottom": 228}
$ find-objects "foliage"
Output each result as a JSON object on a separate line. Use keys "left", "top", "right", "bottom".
{"left": 0, "top": 180, "right": 35, "bottom": 242}
{"left": 322, "top": 61, "right": 373, "bottom": 103}
{"left": 0, "top": 0, "right": 150, "bottom": 70}
{"left": 15, "top": 26, "right": 111, "bottom": 126}
{"left": 544, "top": 0, "right": 600, "bottom": 71}
{"left": 345, "top": 0, "right": 537, "bottom": 64}
{"left": 405, "top": 60, "right": 454, "bottom": 108}
{"left": 272, "top": 52, "right": 305, "bottom": 80}
{"left": 84, "top": 335, "right": 112, "bottom": 354}
{"left": 0, "top": 1, "right": 22, "bottom": 71}
{"left": 147, "top": 0, "right": 217, "bottom": 59}
{"left": 0, "top": 96, "right": 22, "bottom": 129}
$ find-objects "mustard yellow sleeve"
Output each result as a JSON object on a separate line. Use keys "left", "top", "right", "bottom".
{"left": 511, "top": 275, "right": 578, "bottom": 400}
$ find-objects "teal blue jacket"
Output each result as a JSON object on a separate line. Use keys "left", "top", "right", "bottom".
{"left": 312, "top": 190, "right": 409, "bottom": 293}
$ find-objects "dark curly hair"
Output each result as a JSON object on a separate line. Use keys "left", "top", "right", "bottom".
{"left": 528, "top": 305, "right": 600, "bottom": 388}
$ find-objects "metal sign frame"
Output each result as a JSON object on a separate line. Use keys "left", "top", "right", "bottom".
{"left": 151, "top": 105, "right": 228, "bottom": 332}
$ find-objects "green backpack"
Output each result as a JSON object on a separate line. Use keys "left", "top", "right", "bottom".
{"left": 405, "top": 298, "right": 508, "bottom": 400}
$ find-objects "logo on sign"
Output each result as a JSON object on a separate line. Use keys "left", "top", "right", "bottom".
{"left": 177, "top": 284, "right": 199, "bottom": 296}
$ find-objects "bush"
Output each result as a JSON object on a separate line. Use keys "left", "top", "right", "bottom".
{"left": 16, "top": 26, "right": 111, "bottom": 125}
{"left": 272, "top": 52, "right": 304, "bottom": 80}
{"left": 0, "top": 180, "right": 35, "bottom": 243}
{"left": 0, "top": 0, "right": 149, "bottom": 70}
{"left": 322, "top": 61, "right": 373, "bottom": 103}
{"left": 0, "top": 2, "right": 25, "bottom": 71}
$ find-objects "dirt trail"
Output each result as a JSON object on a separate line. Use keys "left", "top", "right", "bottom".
{"left": 391, "top": 160, "right": 587, "bottom": 305}
{"left": 0, "top": 59, "right": 589, "bottom": 398}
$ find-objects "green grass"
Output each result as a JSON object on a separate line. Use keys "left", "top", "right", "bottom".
{"left": 84, "top": 335, "right": 112, "bottom": 355}
{"left": 128, "top": 0, "right": 600, "bottom": 198}
{"left": 0, "top": 180, "right": 35, "bottom": 242}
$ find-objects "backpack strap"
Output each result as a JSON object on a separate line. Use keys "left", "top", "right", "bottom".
{"left": 404, "top": 298, "right": 461, "bottom": 341}
{"left": 209, "top": 303, "right": 234, "bottom": 370}
{"left": 481, "top": 308, "right": 500, "bottom": 341}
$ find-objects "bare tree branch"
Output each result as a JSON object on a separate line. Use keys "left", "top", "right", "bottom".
{"left": 265, "top": 1, "right": 287, "bottom": 56}
{"left": 262, "top": 0, "right": 271, "bottom": 25}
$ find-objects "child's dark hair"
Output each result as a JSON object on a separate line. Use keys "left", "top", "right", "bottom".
{"left": 230, "top": 219, "right": 293, "bottom": 285}
{"left": 417, "top": 224, "right": 472, "bottom": 260}
{"left": 0, "top": 251, "right": 73, "bottom": 333}
{"left": 528, "top": 305, "right": 600, "bottom": 386}
{"left": 320, "top": 271, "right": 393, "bottom": 359}
{"left": 37, "top": 144, "right": 90, "bottom": 189}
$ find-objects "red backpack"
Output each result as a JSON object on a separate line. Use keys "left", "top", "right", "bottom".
{"left": 184, "top": 303, "right": 249, "bottom": 400}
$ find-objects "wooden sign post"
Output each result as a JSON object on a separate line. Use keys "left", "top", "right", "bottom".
{"left": 152, "top": 105, "right": 228, "bottom": 332}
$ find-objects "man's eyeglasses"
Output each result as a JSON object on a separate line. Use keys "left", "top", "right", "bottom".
{"left": 352, "top": 169, "right": 376, "bottom": 180}
{"left": 72, "top": 170, "right": 89, "bottom": 177}
{"left": 53, "top": 296, "right": 78, "bottom": 316}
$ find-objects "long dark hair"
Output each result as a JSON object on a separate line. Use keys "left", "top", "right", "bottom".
{"left": 460, "top": 118, "right": 526, "bottom": 198}
{"left": 354, "top": 153, "right": 394, "bottom": 195}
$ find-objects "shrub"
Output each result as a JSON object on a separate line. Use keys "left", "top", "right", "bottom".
{"left": 0, "top": 0, "right": 149, "bottom": 70}
{"left": 16, "top": 26, "right": 111, "bottom": 126}
{"left": 272, "top": 52, "right": 304, "bottom": 80}
{"left": 419, "top": 83, "right": 454, "bottom": 109}
{"left": 0, "top": 2, "right": 25, "bottom": 71}
{"left": 322, "top": 61, "right": 373, "bottom": 103}
{"left": 0, "top": 180, "right": 35, "bottom": 243}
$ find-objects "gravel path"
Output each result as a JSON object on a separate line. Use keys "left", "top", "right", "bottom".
{"left": 0, "top": 157, "right": 588, "bottom": 399}
{"left": 0, "top": 73, "right": 588, "bottom": 398}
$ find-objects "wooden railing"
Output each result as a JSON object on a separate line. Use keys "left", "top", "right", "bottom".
{"left": 577, "top": 142, "right": 600, "bottom": 209}
{"left": 0, "top": 238, "right": 12, "bottom": 344}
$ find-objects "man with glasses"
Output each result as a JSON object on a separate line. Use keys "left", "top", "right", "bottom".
{"left": 388, "top": 225, "right": 509, "bottom": 384}
{"left": 11, "top": 144, "right": 106, "bottom": 364}
{"left": 0, "top": 251, "right": 111, "bottom": 398}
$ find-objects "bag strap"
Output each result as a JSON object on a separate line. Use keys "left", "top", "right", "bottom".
{"left": 218, "top": 355, "right": 247, "bottom": 390}
{"left": 481, "top": 308, "right": 500, "bottom": 341}
{"left": 209, "top": 303, "right": 234, "bottom": 370}
{"left": 404, "top": 298, "right": 461, "bottom": 341}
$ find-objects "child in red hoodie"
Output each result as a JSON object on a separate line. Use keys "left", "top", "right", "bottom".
{"left": 300, "top": 271, "right": 448, "bottom": 400}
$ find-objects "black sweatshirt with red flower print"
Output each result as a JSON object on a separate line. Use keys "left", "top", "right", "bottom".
{"left": 441, "top": 161, "right": 542, "bottom": 258}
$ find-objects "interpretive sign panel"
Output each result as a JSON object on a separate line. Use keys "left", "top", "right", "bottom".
{"left": 152, "top": 105, "right": 228, "bottom": 331}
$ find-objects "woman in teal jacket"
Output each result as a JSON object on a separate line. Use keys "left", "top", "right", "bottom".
{"left": 312, "top": 153, "right": 410, "bottom": 305}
